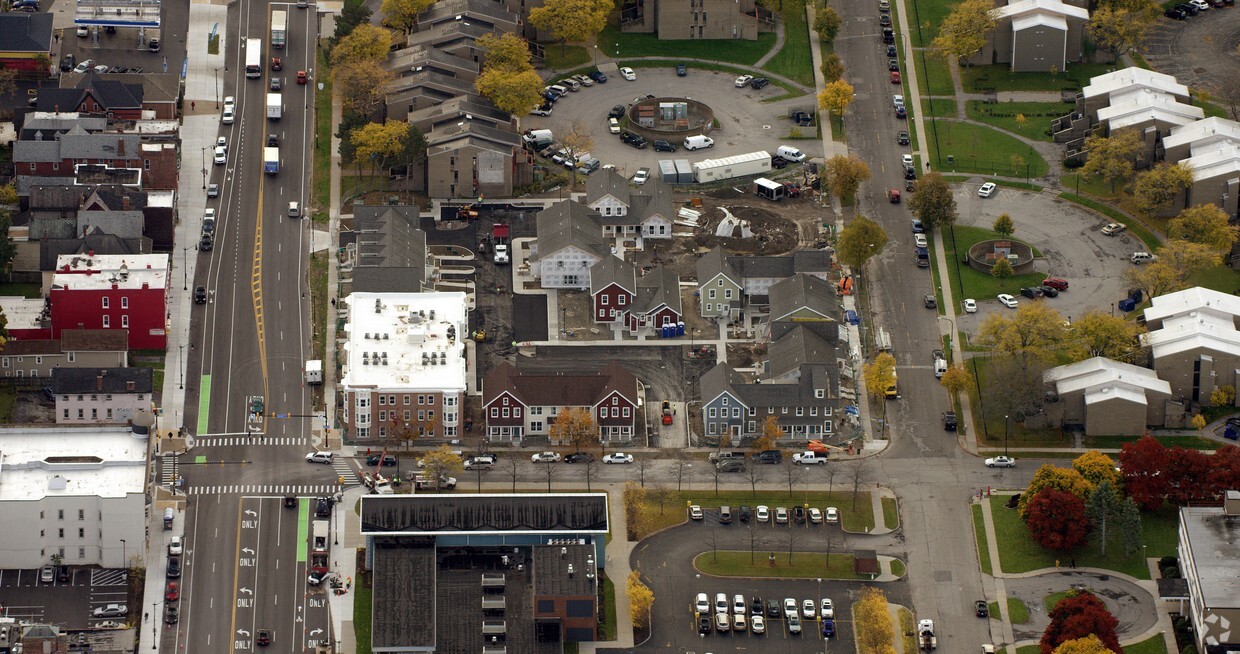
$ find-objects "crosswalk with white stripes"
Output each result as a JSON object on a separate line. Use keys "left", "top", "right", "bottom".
{"left": 332, "top": 460, "right": 360, "bottom": 487}
{"left": 90, "top": 569, "right": 128, "bottom": 587}
{"left": 193, "top": 435, "right": 307, "bottom": 447}
{"left": 186, "top": 484, "right": 343, "bottom": 496}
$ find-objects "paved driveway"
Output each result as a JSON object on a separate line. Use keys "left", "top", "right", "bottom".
{"left": 526, "top": 67, "right": 820, "bottom": 178}
{"left": 1143, "top": 8, "right": 1240, "bottom": 99}
{"left": 947, "top": 183, "right": 1139, "bottom": 329}
{"left": 0, "top": 567, "right": 130, "bottom": 629}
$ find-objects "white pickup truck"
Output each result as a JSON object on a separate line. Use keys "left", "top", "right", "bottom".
{"left": 793, "top": 451, "right": 828, "bottom": 465}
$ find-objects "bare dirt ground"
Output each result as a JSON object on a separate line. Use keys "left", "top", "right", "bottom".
{"left": 726, "top": 342, "right": 767, "bottom": 369}
{"left": 13, "top": 394, "right": 55, "bottom": 424}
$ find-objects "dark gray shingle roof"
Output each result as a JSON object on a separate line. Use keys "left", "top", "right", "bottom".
{"left": 51, "top": 367, "right": 153, "bottom": 394}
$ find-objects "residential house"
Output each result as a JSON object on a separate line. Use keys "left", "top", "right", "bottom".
{"left": 349, "top": 205, "right": 432, "bottom": 294}
{"left": 588, "top": 256, "right": 683, "bottom": 334}
{"left": 339, "top": 292, "right": 469, "bottom": 443}
{"left": 1041, "top": 357, "right": 1173, "bottom": 435}
{"left": 694, "top": 246, "right": 832, "bottom": 319}
{"left": 969, "top": 0, "right": 1089, "bottom": 72}
{"left": 0, "top": 329, "right": 128, "bottom": 379}
{"left": 585, "top": 170, "right": 675, "bottom": 240}
{"left": 0, "top": 13, "right": 53, "bottom": 73}
{"left": 1141, "top": 286, "right": 1240, "bottom": 405}
{"left": 532, "top": 201, "right": 608, "bottom": 289}
{"left": 1177, "top": 493, "right": 1240, "bottom": 653}
{"left": 1161, "top": 117, "right": 1240, "bottom": 219}
{"left": 589, "top": 255, "right": 635, "bottom": 325}
{"left": 696, "top": 247, "right": 743, "bottom": 320}
{"left": 699, "top": 362, "right": 841, "bottom": 445}
{"left": 13, "top": 125, "right": 179, "bottom": 190}
{"left": 18, "top": 113, "right": 108, "bottom": 141}
{"left": 416, "top": 0, "right": 523, "bottom": 35}
{"left": 482, "top": 361, "right": 639, "bottom": 444}
{"left": 424, "top": 120, "right": 530, "bottom": 199}
{"left": 766, "top": 328, "right": 840, "bottom": 384}
{"left": 48, "top": 253, "right": 168, "bottom": 350}
{"left": 0, "top": 296, "right": 51, "bottom": 341}
{"left": 625, "top": 266, "right": 682, "bottom": 334}
{"left": 52, "top": 367, "right": 152, "bottom": 424}
{"left": 34, "top": 229, "right": 152, "bottom": 287}
{"left": 766, "top": 273, "right": 839, "bottom": 342}
{"left": 619, "top": 0, "right": 775, "bottom": 40}
{"left": 36, "top": 72, "right": 144, "bottom": 120}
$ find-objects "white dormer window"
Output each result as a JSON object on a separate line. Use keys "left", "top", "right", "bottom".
{"left": 815, "top": 389, "right": 825, "bottom": 398}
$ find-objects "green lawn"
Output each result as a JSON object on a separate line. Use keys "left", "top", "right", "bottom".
{"left": 918, "top": 54, "right": 954, "bottom": 96}
{"left": 694, "top": 550, "right": 868, "bottom": 579}
{"left": 0, "top": 282, "right": 41, "bottom": 298}
{"left": 966, "top": 100, "right": 1068, "bottom": 142}
{"left": 1007, "top": 597, "right": 1030, "bottom": 624}
{"left": 599, "top": 24, "right": 776, "bottom": 66}
{"left": 640, "top": 490, "right": 875, "bottom": 537}
{"left": 1044, "top": 590, "right": 1071, "bottom": 613}
{"left": 309, "top": 252, "right": 329, "bottom": 366}
{"left": 960, "top": 62, "right": 1119, "bottom": 93}
{"left": 354, "top": 584, "right": 372, "bottom": 654}
{"left": 882, "top": 497, "right": 899, "bottom": 529}
{"left": 927, "top": 120, "right": 1049, "bottom": 178}
{"left": 908, "top": 0, "right": 955, "bottom": 47}
{"left": 972, "top": 503, "right": 992, "bottom": 575}
{"left": 541, "top": 44, "right": 591, "bottom": 70}
{"left": 940, "top": 224, "right": 1050, "bottom": 303}
{"left": 1189, "top": 263, "right": 1240, "bottom": 296}
{"left": 600, "top": 574, "right": 617, "bottom": 640}
{"left": 1060, "top": 172, "right": 1118, "bottom": 199}
{"left": 312, "top": 47, "right": 332, "bottom": 224}
{"left": 985, "top": 495, "right": 1180, "bottom": 579}
{"left": 923, "top": 98, "right": 957, "bottom": 119}
{"left": 1123, "top": 635, "right": 1170, "bottom": 654}
{"left": 890, "top": 558, "right": 906, "bottom": 577}
{"left": 1081, "top": 434, "right": 1220, "bottom": 450}
{"left": 762, "top": 0, "right": 815, "bottom": 86}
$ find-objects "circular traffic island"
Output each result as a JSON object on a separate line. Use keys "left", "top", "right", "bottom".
{"left": 622, "top": 97, "right": 715, "bottom": 142}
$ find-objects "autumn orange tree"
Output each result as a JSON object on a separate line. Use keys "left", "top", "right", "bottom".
{"left": 549, "top": 407, "right": 597, "bottom": 451}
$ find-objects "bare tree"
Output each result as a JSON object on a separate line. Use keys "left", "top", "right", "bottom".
{"left": 823, "top": 461, "right": 841, "bottom": 493}
{"left": 848, "top": 459, "right": 871, "bottom": 510}
{"left": 746, "top": 522, "right": 768, "bottom": 564}
{"left": 583, "top": 457, "right": 600, "bottom": 492}
{"left": 785, "top": 526, "right": 802, "bottom": 565}
{"left": 782, "top": 460, "right": 804, "bottom": 496}
{"left": 822, "top": 517, "right": 845, "bottom": 568}
{"left": 744, "top": 461, "right": 767, "bottom": 496}
{"left": 540, "top": 460, "right": 558, "bottom": 492}
{"left": 708, "top": 460, "right": 724, "bottom": 496}
{"left": 500, "top": 456, "right": 520, "bottom": 492}
{"left": 673, "top": 451, "right": 691, "bottom": 492}
{"left": 703, "top": 529, "right": 720, "bottom": 563}
{"left": 649, "top": 481, "right": 670, "bottom": 515}
{"left": 635, "top": 455, "right": 650, "bottom": 487}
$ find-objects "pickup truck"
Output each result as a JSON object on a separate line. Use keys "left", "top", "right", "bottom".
{"left": 793, "top": 451, "right": 828, "bottom": 465}
{"left": 918, "top": 619, "right": 937, "bottom": 650}
{"left": 709, "top": 451, "right": 747, "bottom": 462}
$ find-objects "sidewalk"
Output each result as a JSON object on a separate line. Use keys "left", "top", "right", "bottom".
{"left": 805, "top": 4, "right": 849, "bottom": 159}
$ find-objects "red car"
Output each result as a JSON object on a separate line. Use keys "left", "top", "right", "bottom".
{"left": 165, "top": 581, "right": 179, "bottom": 602}
{"left": 296, "top": 70, "right": 307, "bottom": 85}
{"left": 888, "top": 189, "right": 901, "bottom": 203}
{"left": 890, "top": 71, "right": 901, "bottom": 84}
{"left": 1042, "top": 277, "right": 1069, "bottom": 291}
{"left": 271, "top": 57, "right": 281, "bottom": 71}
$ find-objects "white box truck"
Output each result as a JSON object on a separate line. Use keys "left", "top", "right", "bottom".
{"left": 312, "top": 519, "right": 329, "bottom": 552}
{"left": 266, "top": 93, "right": 282, "bottom": 120}
{"left": 305, "top": 360, "right": 323, "bottom": 385}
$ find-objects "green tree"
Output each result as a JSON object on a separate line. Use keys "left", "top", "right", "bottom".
{"left": 1131, "top": 162, "right": 1193, "bottom": 218}
{"left": 821, "top": 53, "right": 845, "bottom": 83}
{"left": 836, "top": 216, "right": 889, "bottom": 269}
{"left": 329, "top": 23, "right": 392, "bottom": 66}
{"left": 824, "top": 154, "right": 870, "bottom": 201}
{"left": 1081, "top": 130, "right": 1142, "bottom": 192}
{"left": 332, "top": 59, "right": 394, "bottom": 117}
{"left": 907, "top": 172, "right": 957, "bottom": 229}
{"left": 1123, "top": 239, "right": 1219, "bottom": 301}
{"left": 931, "top": 0, "right": 996, "bottom": 63}
{"left": 1168, "top": 204, "right": 1239, "bottom": 253}
{"left": 381, "top": 0, "right": 435, "bottom": 32}
{"left": 332, "top": 1, "right": 373, "bottom": 41}
{"left": 817, "top": 79, "right": 855, "bottom": 119}
{"left": 813, "top": 6, "right": 842, "bottom": 40}
{"left": 990, "top": 257, "right": 1013, "bottom": 279}
{"left": 993, "top": 213, "right": 1015, "bottom": 238}
{"left": 527, "top": 0, "right": 610, "bottom": 55}
{"left": 1064, "top": 310, "right": 1143, "bottom": 363}
{"left": 475, "top": 68, "right": 546, "bottom": 116}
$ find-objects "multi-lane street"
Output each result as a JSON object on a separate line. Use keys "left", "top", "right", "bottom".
{"left": 170, "top": 1, "right": 328, "bottom": 651}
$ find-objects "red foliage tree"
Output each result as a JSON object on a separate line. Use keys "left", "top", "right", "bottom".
{"left": 1165, "top": 447, "right": 1217, "bottom": 506}
{"left": 1211, "top": 445, "right": 1240, "bottom": 495}
{"left": 1025, "top": 487, "right": 1090, "bottom": 551}
{"left": 1040, "top": 591, "right": 1121, "bottom": 654}
{"left": 1119, "top": 436, "right": 1170, "bottom": 510}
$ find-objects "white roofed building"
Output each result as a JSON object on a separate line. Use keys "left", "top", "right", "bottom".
{"left": 1142, "top": 288, "right": 1240, "bottom": 406}
{"left": 0, "top": 426, "right": 148, "bottom": 569}
{"left": 340, "top": 292, "right": 469, "bottom": 444}
{"left": 1042, "top": 357, "right": 1173, "bottom": 435}
{"left": 48, "top": 252, "right": 168, "bottom": 350}
{"left": 969, "top": 0, "right": 1089, "bottom": 72}
{"left": 1162, "top": 117, "right": 1240, "bottom": 220}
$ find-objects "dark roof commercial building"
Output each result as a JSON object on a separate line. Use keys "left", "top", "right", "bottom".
{"left": 359, "top": 494, "right": 608, "bottom": 652}
{"left": 1178, "top": 492, "right": 1240, "bottom": 653}
{"left": 0, "top": 13, "right": 53, "bottom": 73}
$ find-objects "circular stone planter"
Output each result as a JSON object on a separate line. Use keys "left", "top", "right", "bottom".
{"left": 966, "top": 238, "right": 1036, "bottom": 275}
{"left": 621, "top": 97, "right": 716, "bottom": 143}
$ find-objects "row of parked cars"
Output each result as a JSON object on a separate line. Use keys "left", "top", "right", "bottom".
{"left": 1165, "top": 0, "right": 1232, "bottom": 19}
{"left": 693, "top": 593, "right": 836, "bottom": 638}
{"left": 689, "top": 504, "right": 840, "bottom": 524}
{"left": 531, "top": 69, "right": 610, "bottom": 116}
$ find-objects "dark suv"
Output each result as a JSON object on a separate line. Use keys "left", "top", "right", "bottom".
{"left": 943, "top": 411, "right": 957, "bottom": 431}
{"left": 620, "top": 131, "right": 647, "bottom": 149}
{"left": 653, "top": 140, "right": 676, "bottom": 152}
{"left": 749, "top": 77, "right": 770, "bottom": 89}
{"left": 1019, "top": 287, "right": 1043, "bottom": 299}
{"left": 608, "top": 104, "right": 626, "bottom": 119}
{"left": 753, "top": 449, "right": 782, "bottom": 464}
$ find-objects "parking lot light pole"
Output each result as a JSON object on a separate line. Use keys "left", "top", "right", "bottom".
{"left": 1004, "top": 414, "right": 1010, "bottom": 457}
{"left": 120, "top": 539, "right": 126, "bottom": 567}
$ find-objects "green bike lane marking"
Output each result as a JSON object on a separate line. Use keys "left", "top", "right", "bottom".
{"left": 196, "top": 374, "right": 212, "bottom": 435}
{"left": 297, "top": 498, "right": 309, "bottom": 563}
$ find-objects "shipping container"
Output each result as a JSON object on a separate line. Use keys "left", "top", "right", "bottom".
{"left": 658, "top": 160, "right": 678, "bottom": 183}
{"left": 673, "top": 159, "right": 693, "bottom": 184}
{"left": 691, "top": 151, "right": 772, "bottom": 183}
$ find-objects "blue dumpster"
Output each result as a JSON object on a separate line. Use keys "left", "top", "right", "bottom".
{"left": 1118, "top": 298, "right": 1136, "bottom": 313}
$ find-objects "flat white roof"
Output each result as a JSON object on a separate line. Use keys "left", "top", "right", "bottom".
{"left": 50, "top": 253, "right": 168, "bottom": 291}
{"left": 0, "top": 296, "right": 47, "bottom": 332}
{"left": 1142, "top": 311, "right": 1240, "bottom": 360}
{"left": 0, "top": 426, "right": 147, "bottom": 501}
{"left": 1183, "top": 143, "right": 1240, "bottom": 183}
{"left": 1044, "top": 356, "right": 1171, "bottom": 396}
{"left": 995, "top": 0, "right": 1088, "bottom": 21}
{"left": 1098, "top": 88, "right": 1204, "bottom": 131}
{"left": 1143, "top": 286, "right": 1240, "bottom": 325}
{"left": 1163, "top": 116, "right": 1240, "bottom": 154}
{"left": 1084, "top": 67, "right": 1189, "bottom": 101}
{"left": 692, "top": 151, "right": 772, "bottom": 169}
{"left": 341, "top": 292, "right": 469, "bottom": 392}
{"left": 146, "top": 189, "right": 175, "bottom": 208}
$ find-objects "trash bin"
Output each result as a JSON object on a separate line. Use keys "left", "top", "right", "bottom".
{"left": 1118, "top": 298, "right": 1136, "bottom": 313}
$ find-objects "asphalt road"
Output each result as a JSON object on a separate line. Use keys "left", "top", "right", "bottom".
{"left": 171, "top": 2, "right": 328, "bottom": 652}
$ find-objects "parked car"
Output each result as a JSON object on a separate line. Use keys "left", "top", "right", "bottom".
{"left": 168, "top": 536, "right": 184, "bottom": 555}
{"left": 1042, "top": 277, "right": 1069, "bottom": 291}
{"left": 825, "top": 507, "right": 839, "bottom": 523}
{"left": 889, "top": 58, "right": 900, "bottom": 71}
{"left": 963, "top": 298, "right": 977, "bottom": 313}
{"left": 976, "top": 600, "right": 990, "bottom": 617}
{"left": 943, "top": 411, "right": 958, "bottom": 431}
{"left": 675, "top": 63, "right": 687, "bottom": 76}
{"left": 750, "top": 77, "right": 770, "bottom": 89}
{"left": 809, "top": 507, "right": 823, "bottom": 523}
{"left": 39, "top": 566, "right": 54, "bottom": 583}
{"left": 879, "top": 13, "right": 892, "bottom": 25}
{"left": 756, "top": 505, "right": 770, "bottom": 522}
{"left": 587, "top": 70, "right": 608, "bottom": 83}
{"left": 653, "top": 139, "right": 676, "bottom": 152}
{"left": 619, "top": 66, "right": 636, "bottom": 81}
{"left": 564, "top": 452, "right": 594, "bottom": 464}
{"left": 775, "top": 507, "right": 789, "bottom": 523}
{"left": 978, "top": 182, "right": 997, "bottom": 197}
{"left": 366, "top": 454, "right": 397, "bottom": 467}
{"left": 93, "top": 604, "right": 128, "bottom": 618}
{"left": 985, "top": 456, "right": 1017, "bottom": 468}
{"left": 530, "top": 104, "right": 553, "bottom": 116}
{"left": 632, "top": 168, "right": 650, "bottom": 185}
{"left": 602, "top": 453, "right": 634, "bottom": 464}
{"left": 751, "top": 615, "right": 766, "bottom": 634}
{"left": 60, "top": 54, "right": 76, "bottom": 72}
{"left": 1101, "top": 222, "right": 1126, "bottom": 236}
{"left": 1019, "top": 287, "right": 1043, "bottom": 299}
{"left": 690, "top": 505, "right": 703, "bottom": 520}
{"left": 735, "top": 74, "right": 754, "bottom": 87}
{"left": 530, "top": 451, "right": 561, "bottom": 463}
{"left": 1039, "top": 285, "right": 1060, "bottom": 297}
{"left": 997, "top": 293, "right": 1019, "bottom": 308}
{"left": 194, "top": 286, "right": 208, "bottom": 304}
{"left": 608, "top": 104, "right": 626, "bottom": 119}
{"left": 896, "top": 105, "right": 907, "bottom": 119}
{"left": 697, "top": 615, "right": 712, "bottom": 634}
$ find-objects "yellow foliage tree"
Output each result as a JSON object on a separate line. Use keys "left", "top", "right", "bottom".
{"left": 475, "top": 67, "right": 545, "bottom": 116}
{"left": 549, "top": 406, "right": 597, "bottom": 450}
{"left": 1018, "top": 464, "right": 1093, "bottom": 517}
{"left": 477, "top": 32, "right": 532, "bottom": 71}
{"left": 528, "top": 0, "right": 610, "bottom": 53}
{"left": 817, "top": 79, "right": 855, "bottom": 118}
{"left": 1053, "top": 634, "right": 1118, "bottom": 654}
{"left": 1211, "top": 385, "right": 1236, "bottom": 407}
{"left": 751, "top": 416, "right": 782, "bottom": 451}
{"left": 931, "top": 0, "right": 996, "bottom": 62}
{"left": 329, "top": 24, "right": 392, "bottom": 66}
{"left": 380, "top": 0, "right": 435, "bottom": 32}
{"left": 975, "top": 302, "right": 1068, "bottom": 364}
{"left": 863, "top": 352, "right": 898, "bottom": 400}
{"left": 622, "top": 481, "right": 647, "bottom": 540}
{"left": 1072, "top": 450, "right": 1121, "bottom": 490}
{"left": 939, "top": 365, "right": 974, "bottom": 397}
{"left": 332, "top": 59, "right": 395, "bottom": 116}
{"left": 350, "top": 120, "right": 412, "bottom": 177}
{"left": 1169, "top": 204, "right": 1240, "bottom": 253}
{"left": 1191, "top": 414, "right": 1207, "bottom": 430}
{"left": 853, "top": 587, "right": 894, "bottom": 654}
{"left": 419, "top": 444, "right": 464, "bottom": 485}
{"left": 626, "top": 571, "right": 655, "bottom": 630}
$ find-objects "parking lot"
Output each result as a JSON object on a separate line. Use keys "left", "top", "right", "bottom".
{"left": 525, "top": 66, "right": 821, "bottom": 178}
{"left": 0, "top": 567, "right": 131, "bottom": 629}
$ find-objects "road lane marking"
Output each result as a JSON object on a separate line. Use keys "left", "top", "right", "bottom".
{"left": 197, "top": 374, "right": 212, "bottom": 435}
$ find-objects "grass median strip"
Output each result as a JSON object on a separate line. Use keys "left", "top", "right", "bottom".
{"left": 694, "top": 551, "right": 867, "bottom": 579}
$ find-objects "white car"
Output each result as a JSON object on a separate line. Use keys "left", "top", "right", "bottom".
{"left": 775, "top": 507, "right": 789, "bottom": 523}
{"left": 809, "top": 507, "right": 823, "bottom": 523}
{"left": 602, "top": 453, "right": 633, "bottom": 464}
{"left": 223, "top": 95, "right": 235, "bottom": 110}
{"left": 783, "top": 598, "right": 798, "bottom": 619}
{"left": 216, "top": 136, "right": 228, "bottom": 151}
{"left": 1189, "top": 0, "right": 1210, "bottom": 9}
{"left": 1101, "top": 222, "right": 1126, "bottom": 236}
{"left": 892, "top": 94, "right": 905, "bottom": 108}
{"left": 632, "top": 168, "right": 649, "bottom": 185}
{"left": 168, "top": 536, "right": 183, "bottom": 555}
{"left": 530, "top": 451, "right": 561, "bottom": 463}
{"left": 619, "top": 66, "right": 636, "bottom": 81}
{"left": 213, "top": 146, "right": 227, "bottom": 165}
{"left": 734, "top": 594, "right": 747, "bottom": 615}
{"left": 825, "top": 507, "right": 839, "bottom": 524}
{"left": 901, "top": 153, "right": 914, "bottom": 167}
{"left": 821, "top": 598, "right": 834, "bottom": 618}
{"left": 735, "top": 74, "right": 754, "bottom": 87}
{"left": 694, "top": 592, "right": 710, "bottom": 614}
{"left": 305, "top": 451, "right": 333, "bottom": 464}
{"left": 608, "top": 117, "right": 620, "bottom": 134}
{"left": 756, "top": 505, "right": 770, "bottom": 522}
{"left": 802, "top": 599, "right": 817, "bottom": 619}
{"left": 985, "top": 456, "right": 1017, "bottom": 468}
{"left": 76, "top": 26, "right": 89, "bottom": 37}
{"left": 978, "top": 182, "right": 997, "bottom": 197}
{"left": 914, "top": 233, "right": 927, "bottom": 248}
{"left": 997, "top": 293, "right": 1019, "bottom": 309}
{"left": 690, "top": 504, "right": 703, "bottom": 520}
{"left": 93, "top": 64, "right": 109, "bottom": 74}
{"left": 963, "top": 298, "right": 978, "bottom": 313}
{"left": 73, "top": 59, "right": 94, "bottom": 74}
{"left": 222, "top": 107, "right": 235, "bottom": 124}
{"left": 714, "top": 593, "right": 728, "bottom": 614}
{"left": 751, "top": 614, "right": 766, "bottom": 634}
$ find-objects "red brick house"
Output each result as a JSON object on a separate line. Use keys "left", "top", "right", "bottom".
{"left": 48, "top": 253, "right": 168, "bottom": 350}
{"left": 13, "top": 127, "right": 179, "bottom": 190}
{"left": 482, "top": 362, "right": 640, "bottom": 444}
{"left": 588, "top": 257, "right": 682, "bottom": 335}
{"left": 588, "top": 255, "right": 635, "bottom": 324}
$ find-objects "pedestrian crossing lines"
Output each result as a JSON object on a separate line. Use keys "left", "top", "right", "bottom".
{"left": 187, "top": 484, "right": 343, "bottom": 497}
{"left": 193, "top": 435, "right": 307, "bottom": 447}
{"left": 159, "top": 455, "right": 177, "bottom": 484}
{"left": 332, "top": 460, "right": 360, "bottom": 487}
{"left": 90, "top": 569, "right": 128, "bottom": 587}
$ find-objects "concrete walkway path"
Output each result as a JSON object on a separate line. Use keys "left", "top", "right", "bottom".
{"left": 753, "top": 11, "right": 787, "bottom": 69}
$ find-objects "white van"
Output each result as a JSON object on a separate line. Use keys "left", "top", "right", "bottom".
{"left": 934, "top": 356, "right": 947, "bottom": 378}
{"left": 547, "top": 84, "right": 569, "bottom": 96}
{"left": 776, "top": 145, "right": 806, "bottom": 162}
{"left": 684, "top": 135, "right": 715, "bottom": 150}
{"left": 1131, "top": 251, "right": 1156, "bottom": 264}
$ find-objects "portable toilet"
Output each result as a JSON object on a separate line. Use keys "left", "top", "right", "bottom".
{"left": 677, "top": 321, "right": 685, "bottom": 336}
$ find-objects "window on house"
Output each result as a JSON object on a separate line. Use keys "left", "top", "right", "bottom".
{"left": 600, "top": 407, "right": 608, "bottom": 418}
{"left": 623, "top": 407, "right": 630, "bottom": 417}
{"left": 490, "top": 407, "right": 499, "bottom": 417}
{"left": 815, "top": 389, "right": 825, "bottom": 398}
{"left": 121, "top": 315, "right": 129, "bottom": 328}
{"left": 502, "top": 407, "right": 510, "bottom": 418}
{"left": 379, "top": 396, "right": 386, "bottom": 405}
{"left": 709, "top": 408, "right": 717, "bottom": 418}
{"left": 102, "top": 298, "right": 110, "bottom": 309}
{"left": 708, "top": 289, "right": 716, "bottom": 299}
{"left": 748, "top": 421, "right": 755, "bottom": 433}
{"left": 102, "top": 316, "right": 110, "bottom": 327}
{"left": 143, "top": 159, "right": 151, "bottom": 170}
{"left": 121, "top": 297, "right": 129, "bottom": 309}
{"left": 59, "top": 528, "right": 64, "bottom": 538}
{"left": 403, "top": 395, "right": 410, "bottom": 405}
{"left": 618, "top": 295, "right": 626, "bottom": 305}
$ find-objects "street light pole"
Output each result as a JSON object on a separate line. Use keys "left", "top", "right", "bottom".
{"left": 200, "top": 148, "right": 206, "bottom": 189}
{"left": 120, "top": 539, "right": 126, "bottom": 568}
{"left": 182, "top": 246, "right": 190, "bottom": 291}
{"left": 1004, "top": 414, "right": 1010, "bottom": 457}
{"left": 179, "top": 345, "right": 184, "bottom": 390}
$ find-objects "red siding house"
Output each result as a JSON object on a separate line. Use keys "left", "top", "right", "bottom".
{"left": 588, "top": 256, "right": 635, "bottom": 324}
{"left": 589, "top": 257, "right": 682, "bottom": 335}
{"left": 482, "top": 362, "right": 640, "bottom": 444}
{"left": 49, "top": 253, "right": 168, "bottom": 350}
